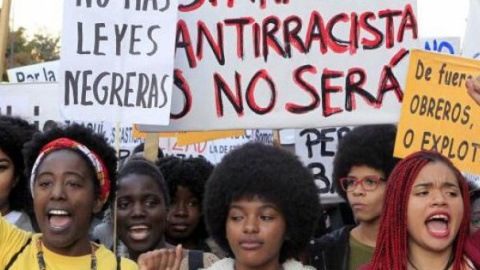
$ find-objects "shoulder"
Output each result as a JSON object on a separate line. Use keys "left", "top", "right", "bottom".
{"left": 201, "top": 258, "right": 235, "bottom": 270}
{"left": 283, "top": 259, "right": 316, "bottom": 270}
{"left": 94, "top": 244, "right": 137, "bottom": 269}
{"left": 313, "top": 225, "right": 353, "bottom": 247}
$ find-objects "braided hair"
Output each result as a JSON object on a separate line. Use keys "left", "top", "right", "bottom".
{"left": 369, "top": 151, "right": 470, "bottom": 270}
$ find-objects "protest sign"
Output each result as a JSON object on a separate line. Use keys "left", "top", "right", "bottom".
{"left": 0, "top": 82, "right": 144, "bottom": 157}
{"left": 60, "top": 0, "right": 178, "bottom": 125}
{"left": 394, "top": 50, "right": 480, "bottom": 175}
{"left": 462, "top": 0, "right": 480, "bottom": 59}
{"left": 137, "top": 0, "right": 418, "bottom": 132}
{"left": 7, "top": 61, "right": 59, "bottom": 83}
{"left": 421, "top": 37, "right": 460, "bottom": 55}
{"left": 295, "top": 127, "right": 352, "bottom": 204}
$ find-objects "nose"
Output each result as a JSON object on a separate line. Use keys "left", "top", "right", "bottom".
{"left": 242, "top": 216, "right": 259, "bottom": 234}
{"left": 351, "top": 182, "right": 365, "bottom": 196}
{"left": 171, "top": 202, "right": 188, "bottom": 217}
{"left": 50, "top": 182, "right": 66, "bottom": 201}
{"left": 431, "top": 190, "right": 447, "bottom": 206}
{"left": 131, "top": 202, "right": 146, "bottom": 218}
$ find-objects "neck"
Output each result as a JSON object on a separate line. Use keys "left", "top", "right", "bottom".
{"left": 130, "top": 238, "right": 167, "bottom": 262}
{"left": 351, "top": 220, "right": 380, "bottom": 247}
{"left": 41, "top": 236, "right": 92, "bottom": 257}
{"left": 408, "top": 245, "right": 453, "bottom": 270}
{"left": 166, "top": 236, "right": 198, "bottom": 250}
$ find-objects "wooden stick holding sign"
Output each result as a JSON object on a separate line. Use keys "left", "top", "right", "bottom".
{"left": 144, "top": 133, "right": 160, "bottom": 162}
{"left": 0, "top": 0, "right": 12, "bottom": 81}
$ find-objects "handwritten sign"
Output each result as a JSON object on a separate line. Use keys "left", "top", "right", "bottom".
{"left": 295, "top": 127, "right": 352, "bottom": 203}
{"left": 394, "top": 50, "right": 480, "bottom": 175}
{"left": 60, "top": 0, "right": 178, "bottom": 125}
{"left": 137, "top": 0, "right": 418, "bottom": 132}
{"left": 421, "top": 37, "right": 460, "bottom": 55}
{"left": 7, "top": 61, "right": 59, "bottom": 83}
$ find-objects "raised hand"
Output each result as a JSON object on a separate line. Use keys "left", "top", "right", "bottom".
{"left": 138, "top": 244, "right": 183, "bottom": 270}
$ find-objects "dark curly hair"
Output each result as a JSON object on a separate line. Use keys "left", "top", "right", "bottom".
{"left": 333, "top": 124, "right": 400, "bottom": 200}
{"left": 23, "top": 123, "right": 117, "bottom": 212}
{"left": 156, "top": 156, "right": 214, "bottom": 243}
{"left": 0, "top": 115, "right": 38, "bottom": 144}
{"left": 204, "top": 142, "right": 320, "bottom": 262}
{"left": 0, "top": 124, "right": 30, "bottom": 212}
{"left": 118, "top": 157, "right": 170, "bottom": 207}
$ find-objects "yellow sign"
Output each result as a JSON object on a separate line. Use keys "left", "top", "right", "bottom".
{"left": 394, "top": 50, "right": 480, "bottom": 175}
{"left": 133, "top": 124, "right": 245, "bottom": 146}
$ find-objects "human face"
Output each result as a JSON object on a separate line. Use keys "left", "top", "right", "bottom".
{"left": 0, "top": 149, "right": 16, "bottom": 215}
{"left": 166, "top": 186, "right": 201, "bottom": 242}
{"left": 33, "top": 150, "right": 101, "bottom": 256}
{"left": 345, "top": 165, "right": 386, "bottom": 224}
{"left": 470, "top": 197, "right": 480, "bottom": 235}
{"left": 226, "top": 197, "right": 286, "bottom": 270}
{"left": 117, "top": 174, "right": 167, "bottom": 259}
{"left": 407, "top": 161, "right": 464, "bottom": 254}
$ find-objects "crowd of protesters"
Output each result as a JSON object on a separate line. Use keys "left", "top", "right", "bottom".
{"left": 0, "top": 78, "right": 479, "bottom": 270}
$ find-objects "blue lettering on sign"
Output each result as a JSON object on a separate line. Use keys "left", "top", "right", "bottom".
{"left": 424, "top": 39, "right": 455, "bottom": 55}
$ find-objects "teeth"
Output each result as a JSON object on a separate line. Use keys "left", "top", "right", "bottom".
{"left": 130, "top": 225, "right": 148, "bottom": 230}
{"left": 49, "top": 210, "right": 69, "bottom": 216}
{"left": 430, "top": 214, "right": 448, "bottom": 221}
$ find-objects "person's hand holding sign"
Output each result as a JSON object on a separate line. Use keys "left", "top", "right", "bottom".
{"left": 466, "top": 75, "right": 480, "bottom": 106}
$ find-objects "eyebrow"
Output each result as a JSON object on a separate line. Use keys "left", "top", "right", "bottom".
{"left": 413, "top": 181, "right": 460, "bottom": 189}
{"left": 229, "top": 203, "right": 279, "bottom": 211}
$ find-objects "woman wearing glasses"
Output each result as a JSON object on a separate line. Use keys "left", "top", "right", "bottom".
{"left": 308, "top": 124, "right": 400, "bottom": 270}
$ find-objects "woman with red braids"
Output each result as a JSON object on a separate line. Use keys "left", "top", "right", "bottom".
{"left": 362, "top": 151, "right": 479, "bottom": 270}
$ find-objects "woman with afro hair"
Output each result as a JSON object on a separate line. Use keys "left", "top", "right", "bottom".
{"left": 0, "top": 122, "right": 35, "bottom": 231}
{"left": 0, "top": 123, "right": 137, "bottom": 269}
{"left": 308, "top": 124, "right": 400, "bottom": 270}
{"left": 200, "top": 142, "right": 319, "bottom": 270}
{"left": 156, "top": 156, "right": 221, "bottom": 255}
{"left": 361, "top": 150, "right": 480, "bottom": 270}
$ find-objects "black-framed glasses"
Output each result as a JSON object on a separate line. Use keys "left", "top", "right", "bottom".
{"left": 339, "top": 175, "right": 384, "bottom": 192}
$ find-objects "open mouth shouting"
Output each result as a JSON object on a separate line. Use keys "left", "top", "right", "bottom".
{"left": 48, "top": 209, "right": 73, "bottom": 231}
{"left": 425, "top": 213, "right": 450, "bottom": 238}
{"left": 128, "top": 224, "right": 150, "bottom": 241}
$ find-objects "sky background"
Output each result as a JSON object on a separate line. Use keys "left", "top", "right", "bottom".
{"left": 3, "top": 0, "right": 472, "bottom": 41}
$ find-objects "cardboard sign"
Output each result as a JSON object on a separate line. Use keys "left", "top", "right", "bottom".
{"left": 60, "top": 0, "right": 178, "bottom": 125}
{"left": 138, "top": 0, "right": 418, "bottom": 132}
{"left": 394, "top": 50, "right": 480, "bottom": 175}
{"left": 7, "top": 61, "right": 59, "bottom": 83}
{"left": 295, "top": 127, "right": 352, "bottom": 204}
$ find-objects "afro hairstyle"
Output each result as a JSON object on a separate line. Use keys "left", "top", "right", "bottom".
{"left": 23, "top": 123, "right": 117, "bottom": 212}
{"left": 204, "top": 142, "right": 320, "bottom": 262}
{"left": 0, "top": 115, "right": 38, "bottom": 144}
{"left": 0, "top": 123, "right": 31, "bottom": 212}
{"left": 333, "top": 124, "right": 400, "bottom": 200}
{"left": 118, "top": 157, "right": 170, "bottom": 207}
{"left": 156, "top": 156, "right": 214, "bottom": 241}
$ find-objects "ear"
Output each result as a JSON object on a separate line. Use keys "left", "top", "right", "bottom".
{"left": 92, "top": 198, "right": 103, "bottom": 214}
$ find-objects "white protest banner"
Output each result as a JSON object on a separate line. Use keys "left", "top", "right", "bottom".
{"left": 0, "top": 82, "right": 144, "bottom": 156}
{"left": 421, "top": 37, "right": 460, "bottom": 55}
{"left": 462, "top": 0, "right": 480, "bottom": 59}
{"left": 60, "top": 0, "right": 178, "bottom": 125}
{"left": 295, "top": 127, "right": 352, "bottom": 204}
{"left": 7, "top": 61, "right": 59, "bottom": 83}
{"left": 162, "top": 129, "right": 274, "bottom": 164}
{"left": 137, "top": 0, "right": 418, "bottom": 132}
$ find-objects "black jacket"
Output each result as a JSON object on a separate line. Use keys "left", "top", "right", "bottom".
{"left": 308, "top": 225, "right": 355, "bottom": 270}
